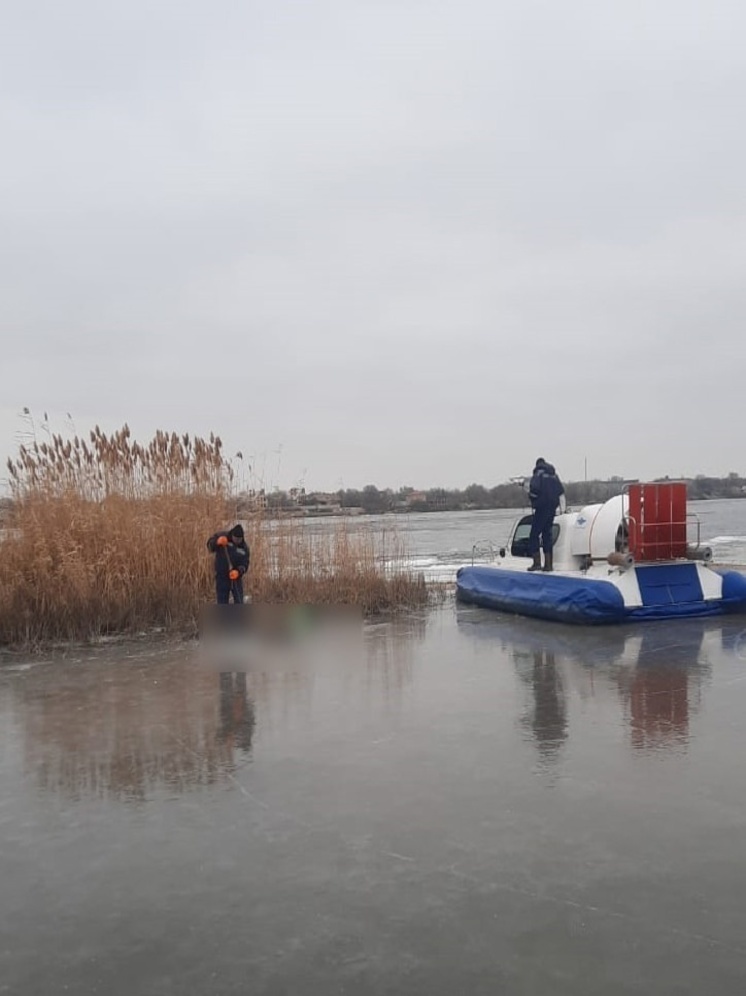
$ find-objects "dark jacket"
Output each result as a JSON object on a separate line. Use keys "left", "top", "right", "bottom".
{"left": 207, "top": 531, "right": 250, "bottom": 579}
{"left": 528, "top": 462, "right": 564, "bottom": 512}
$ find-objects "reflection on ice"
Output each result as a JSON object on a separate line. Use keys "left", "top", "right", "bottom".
{"left": 456, "top": 607, "right": 722, "bottom": 757}
{"left": 3, "top": 608, "right": 743, "bottom": 810}
{"left": 520, "top": 648, "right": 568, "bottom": 762}
{"left": 5, "top": 650, "right": 260, "bottom": 801}
{"left": 612, "top": 629, "right": 707, "bottom": 752}
{"left": 217, "top": 671, "right": 255, "bottom": 755}
{"left": 3, "top": 616, "right": 422, "bottom": 804}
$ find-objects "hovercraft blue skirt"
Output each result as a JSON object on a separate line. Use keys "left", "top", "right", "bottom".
{"left": 456, "top": 565, "right": 746, "bottom": 625}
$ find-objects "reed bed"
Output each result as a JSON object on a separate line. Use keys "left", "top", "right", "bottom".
{"left": 0, "top": 425, "right": 428, "bottom": 647}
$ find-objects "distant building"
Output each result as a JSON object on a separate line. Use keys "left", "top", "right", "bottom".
{"left": 309, "top": 492, "right": 341, "bottom": 507}
{"left": 245, "top": 489, "right": 268, "bottom": 510}
{"left": 406, "top": 491, "right": 427, "bottom": 507}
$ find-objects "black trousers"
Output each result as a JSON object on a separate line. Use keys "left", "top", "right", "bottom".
{"left": 216, "top": 576, "right": 244, "bottom": 604}
{"left": 528, "top": 506, "right": 555, "bottom": 556}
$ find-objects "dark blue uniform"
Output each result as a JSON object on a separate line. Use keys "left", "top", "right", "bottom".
{"left": 527, "top": 460, "right": 564, "bottom": 565}
{"left": 207, "top": 526, "right": 250, "bottom": 604}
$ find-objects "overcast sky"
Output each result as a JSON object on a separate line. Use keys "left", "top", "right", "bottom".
{"left": 2, "top": 0, "right": 745, "bottom": 492}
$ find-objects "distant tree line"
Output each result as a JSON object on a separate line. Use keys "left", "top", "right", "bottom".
{"left": 2, "top": 475, "right": 742, "bottom": 524}
{"left": 686, "top": 472, "right": 746, "bottom": 500}
{"left": 228, "top": 473, "right": 746, "bottom": 517}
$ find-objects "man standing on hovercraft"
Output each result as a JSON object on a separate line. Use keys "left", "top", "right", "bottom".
{"left": 527, "top": 458, "right": 564, "bottom": 573}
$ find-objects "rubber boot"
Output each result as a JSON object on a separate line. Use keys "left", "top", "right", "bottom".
{"left": 542, "top": 553, "right": 553, "bottom": 573}
{"left": 527, "top": 553, "right": 542, "bottom": 572}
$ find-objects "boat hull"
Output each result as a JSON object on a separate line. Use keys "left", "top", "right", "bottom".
{"left": 455, "top": 565, "right": 746, "bottom": 625}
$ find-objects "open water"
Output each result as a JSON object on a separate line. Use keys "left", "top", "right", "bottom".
{"left": 376, "top": 498, "right": 746, "bottom": 581}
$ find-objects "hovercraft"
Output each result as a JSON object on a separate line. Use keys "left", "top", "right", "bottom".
{"left": 456, "top": 483, "right": 746, "bottom": 624}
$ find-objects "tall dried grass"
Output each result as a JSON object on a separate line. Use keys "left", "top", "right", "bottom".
{"left": 0, "top": 425, "right": 427, "bottom": 647}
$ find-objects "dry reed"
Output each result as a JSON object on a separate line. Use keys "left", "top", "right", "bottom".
{"left": 0, "top": 424, "right": 428, "bottom": 647}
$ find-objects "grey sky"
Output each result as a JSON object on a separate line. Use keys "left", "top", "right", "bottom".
{"left": 2, "top": 0, "right": 745, "bottom": 491}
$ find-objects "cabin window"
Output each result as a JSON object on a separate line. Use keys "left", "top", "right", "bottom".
{"left": 510, "top": 515, "right": 560, "bottom": 558}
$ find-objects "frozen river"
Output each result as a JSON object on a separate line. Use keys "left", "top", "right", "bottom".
{"left": 2, "top": 605, "right": 746, "bottom": 993}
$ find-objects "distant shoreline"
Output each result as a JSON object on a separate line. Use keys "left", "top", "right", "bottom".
{"left": 234, "top": 478, "right": 746, "bottom": 518}
{"left": 249, "top": 494, "right": 746, "bottom": 520}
